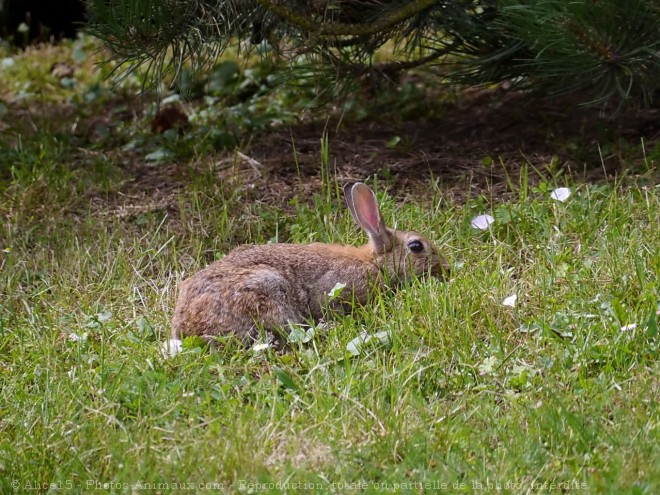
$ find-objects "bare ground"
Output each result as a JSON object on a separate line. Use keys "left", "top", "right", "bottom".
{"left": 4, "top": 85, "right": 660, "bottom": 219}
{"left": 248, "top": 89, "right": 660, "bottom": 204}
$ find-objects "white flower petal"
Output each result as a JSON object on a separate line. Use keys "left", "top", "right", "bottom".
{"left": 502, "top": 294, "right": 517, "bottom": 307}
{"left": 345, "top": 340, "right": 360, "bottom": 356}
{"left": 620, "top": 323, "right": 637, "bottom": 332}
{"left": 161, "top": 339, "right": 183, "bottom": 358}
{"left": 287, "top": 324, "right": 315, "bottom": 344}
{"left": 346, "top": 330, "right": 391, "bottom": 356}
{"left": 471, "top": 214, "right": 495, "bottom": 230}
{"left": 252, "top": 343, "right": 272, "bottom": 351}
{"left": 162, "top": 94, "right": 182, "bottom": 105}
{"left": 550, "top": 187, "right": 571, "bottom": 202}
{"left": 346, "top": 331, "right": 371, "bottom": 356}
{"left": 478, "top": 356, "right": 498, "bottom": 374}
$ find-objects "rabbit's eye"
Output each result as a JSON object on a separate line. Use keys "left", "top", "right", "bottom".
{"left": 408, "top": 240, "right": 424, "bottom": 253}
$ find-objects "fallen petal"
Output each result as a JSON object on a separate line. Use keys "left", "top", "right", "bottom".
{"left": 502, "top": 294, "right": 517, "bottom": 307}
{"left": 346, "top": 331, "right": 371, "bottom": 356}
{"left": 161, "top": 339, "right": 183, "bottom": 358}
{"left": 373, "top": 330, "right": 391, "bottom": 344}
{"left": 68, "top": 332, "right": 88, "bottom": 342}
{"left": 478, "top": 356, "right": 498, "bottom": 374}
{"left": 471, "top": 214, "right": 495, "bottom": 230}
{"left": 252, "top": 343, "right": 272, "bottom": 351}
{"left": 550, "top": 187, "right": 571, "bottom": 202}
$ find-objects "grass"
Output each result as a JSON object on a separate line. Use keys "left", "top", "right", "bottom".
{"left": 1, "top": 39, "right": 660, "bottom": 494}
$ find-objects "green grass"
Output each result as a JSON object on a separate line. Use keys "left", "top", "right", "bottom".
{"left": 1, "top": 40, "right": 660, "bottom": 495}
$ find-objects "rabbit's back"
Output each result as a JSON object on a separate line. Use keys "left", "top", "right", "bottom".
{"left": 171, "top": 243, "right": 378, "bottom": 341}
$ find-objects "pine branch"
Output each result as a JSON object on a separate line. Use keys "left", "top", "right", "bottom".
{"left": 84, "top": 0, "right": 660, "bottom": 111}
{"left": 255, "top": 0, "right": 438, "bottom": 37}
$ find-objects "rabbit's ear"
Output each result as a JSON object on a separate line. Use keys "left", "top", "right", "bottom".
{"left": 344, "top": 182, "right": 358, "bottom": 221}
{"left": 346, "top": 183, "right": 392, "bottom": 253}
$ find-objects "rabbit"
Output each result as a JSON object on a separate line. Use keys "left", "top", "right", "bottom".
{"left": 169, "top": 182, "right": 449, "bottom": 347}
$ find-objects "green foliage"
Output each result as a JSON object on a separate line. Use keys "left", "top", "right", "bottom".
{"left": 480, "top": 0, "right": 660, "bottom": 107}
{"left": 2, "top": 114, "right": 660, "bottom": 490}
{"left": 2, "top": 36, "right": 660, "bottom": 493}
{"left": 85, "top": 0, "right": 660, "bottom": 110}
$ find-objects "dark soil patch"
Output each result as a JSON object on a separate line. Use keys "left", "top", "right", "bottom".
{"left": 80, "top": 88, "right": 660, "bottom": 219}
{"left": 4, "top": 84, "right": 659, "bottom": 219}
{"left": 248, "top": 89, "right": 660, "bottom": 204}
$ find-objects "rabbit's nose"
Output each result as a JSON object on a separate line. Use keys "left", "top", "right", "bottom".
{"left": 430, "top": 252, "right": 450, "bottom": 279}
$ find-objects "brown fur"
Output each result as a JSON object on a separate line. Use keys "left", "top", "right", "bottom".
{"left": 171, "top": 183, "right": 449, "bottom": 343}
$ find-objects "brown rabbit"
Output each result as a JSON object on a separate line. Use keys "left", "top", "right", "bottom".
{"left": 170, "top": 182, "right": 449, "bottom": 346}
